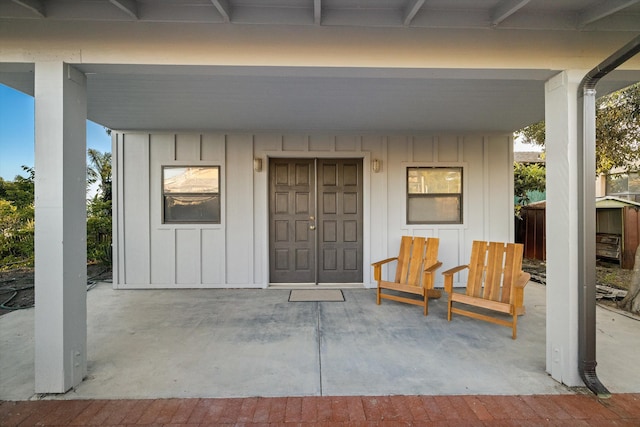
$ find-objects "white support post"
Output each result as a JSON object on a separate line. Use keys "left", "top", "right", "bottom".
{"left": 34, "top": 62, "right": 87, "bottom": 393}
{"left": 544, "top": 70, "right": 585, "bottom": 387}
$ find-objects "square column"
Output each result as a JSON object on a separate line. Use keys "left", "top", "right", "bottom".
{"left": 34, "top": 62, "right": 87, "bottom": 393}
{"left": 544, "top": 70, "right": 585, "bottom": 387}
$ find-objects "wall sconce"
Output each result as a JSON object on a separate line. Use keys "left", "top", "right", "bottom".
{"left": 254, "top": 158, "right": 263, "bottom": 172}
{"left": 372, "top": 158, "right": 381, "bottom": 173}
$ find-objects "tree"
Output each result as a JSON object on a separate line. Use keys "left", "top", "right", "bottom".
{"left": 0, "top": 167, "right": 35, "bottom": 266}
{"left": 595, "top": 83, "right": 640, "bottom": 174}
{"left": 620, "top": 246, "right": 640, "bottom": 315}
{"left": 86, "top": 149, "right": 112, "bottom": 265}
{"left": 516, "top": 82, "right": 640, "bottom": 174}
{"left": 87, "top": 149, "right": 112, "bottom": 202}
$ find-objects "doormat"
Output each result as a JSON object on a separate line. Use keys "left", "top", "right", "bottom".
{"left": 289, "top": 289, "right": 345, "bottom": 302}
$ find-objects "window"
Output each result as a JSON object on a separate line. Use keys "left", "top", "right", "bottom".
{"left": 163, "top": 166, "right": 220, "bottom": 223}
{"left": 606, "top": 172, "right": 640, "bottom": 202}
{"left": 407, "top": 167, "right": 462, "bottom": 224}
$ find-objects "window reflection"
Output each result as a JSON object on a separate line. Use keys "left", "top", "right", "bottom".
{"left": 163, "top": 166, "right": 220, "bottom": 223}
{"left": 407, "top": 167, "right": 463, "bottom": 224}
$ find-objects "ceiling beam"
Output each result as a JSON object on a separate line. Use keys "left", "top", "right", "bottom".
{"left": 211, "top": 0, "right": 231, "bottom": 23}
{"left": 403, "top": 0, "right": 426, "bottom": 26}
{"left": 578, "top": 0, "right": 640, "bottom": 28}
{"left": 109, "top": 0, "right": 138, "bottom": 19}
{"left": 490, "top": 0, "right": 530, "bottom": 27}
{"left": 314, "top": 0, "right": 322, "bottom": 25}
{"left": 11, "top": 0, "right": 45, "bottom": 18}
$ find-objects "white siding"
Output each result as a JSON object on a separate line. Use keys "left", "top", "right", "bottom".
{"left": 121, "top": 134, "right": 150, "bottom": 285}
{"left": 113, "top": 131, "right": 514, "bottom": 288}
{"left": 226, "top": 135, "right": 254, "bottom": 285}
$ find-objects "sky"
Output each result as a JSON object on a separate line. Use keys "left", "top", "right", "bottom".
{"left": 0, "top": 84, "right": 112, "bottom": 181}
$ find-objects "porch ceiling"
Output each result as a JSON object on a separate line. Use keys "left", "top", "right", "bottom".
{"left": 2, "top": 64, "right": 639, "bottom": 133}
{"left": 82, "top": 65, "right": 557, "bottom": 133}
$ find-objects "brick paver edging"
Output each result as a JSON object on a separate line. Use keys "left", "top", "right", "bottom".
{"left": 1, "top": 393, "right": 639, "bottom": 426}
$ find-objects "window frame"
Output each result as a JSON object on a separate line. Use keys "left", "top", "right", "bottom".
{"left": 606, "top": 171, "right": 640, "bottom": 202}
{"left": 162, "top": 165, "right": 221, "bottom": 224}
{"left": 405, "top": 165, "right": 464, "bottom": 225}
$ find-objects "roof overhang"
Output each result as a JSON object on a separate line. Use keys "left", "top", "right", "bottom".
{"left": 2, "top": 63, "right": 639, "bottom": 133}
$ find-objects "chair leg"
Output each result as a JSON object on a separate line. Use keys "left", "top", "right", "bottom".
{"left": 447, "top": 299, "right": 452, "bottom": 321}
{"left": 423, "top": 293, "right": 428, "bottom": 316}
{"left": 377, "top": 286, "right": 381, "bottom": 305}
{"left": 512, "top": 312, "right": 518, "bottom": 340}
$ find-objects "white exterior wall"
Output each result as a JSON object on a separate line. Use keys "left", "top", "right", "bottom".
{"left": 114, "top": 131, "right": 514, "bottom": 289}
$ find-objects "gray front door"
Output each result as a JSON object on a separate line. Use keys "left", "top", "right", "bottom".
{"left": 269, "top": 158, "right": 363, "bottom": 284}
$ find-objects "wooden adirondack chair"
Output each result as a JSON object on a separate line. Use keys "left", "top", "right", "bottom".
{"left": 372, "top": 236, "right": 442, "bottom": 315}
{"left": 442, "top": 240, "right": 531, "bottom": 339}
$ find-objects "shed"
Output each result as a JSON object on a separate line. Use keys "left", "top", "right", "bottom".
{"left": 518, "top": 197, "right": 640, "bottom": 269}
{"left": 596, "top": 196, "right": 640, "bottom": 269}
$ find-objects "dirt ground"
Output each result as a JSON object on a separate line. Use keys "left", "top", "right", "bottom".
{"left": 0, "top": 264, "right": 112, "bottom": 316}
{"left": 0, "top": 259, "right": 635, "bottom": 317}
{"left": 522, "top": 258, "right": 634, "bottom": 291}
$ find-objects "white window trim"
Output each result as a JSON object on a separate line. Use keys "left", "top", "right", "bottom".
{"left": 401, "top": 162, "right": 468, "bottom": 229}
{"left": 158, "top": 163, "right": 224, "bottom": 229}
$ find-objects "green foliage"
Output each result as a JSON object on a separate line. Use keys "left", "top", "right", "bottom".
{"left": 87, "top": 149, "right": 112, "bottom": 202}
{"left": 1, "top": 149, "right": 114, "bottom": 268}
{"left": 516, "top": 121, "right": 545, "bottom": 146}
{"left": 0, "top": 169, "right": 35, "bottom": 268}
{"left": 514, "top": 162, "right": 546, "bottom": 218}
{"left": 87, "top": 198, "right": 112, "bottom": 265}
{"left": 86, "top": 149, "right": 113, "bottom": 265}
{"left": 595, "top": 83, "right": 640, "bottom": 174}
{"left": 514, "top": 162, "right": 546, "bottom": 204}
{"left": 516, "top": 82, "right": 640, "bottom": 175}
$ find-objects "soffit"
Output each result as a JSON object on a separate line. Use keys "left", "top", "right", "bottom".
{"left": 80, "top": 66, "right": 640, "bottom": 132}
{"left": 81, "top": 66, "right": 556, "bottom": 132}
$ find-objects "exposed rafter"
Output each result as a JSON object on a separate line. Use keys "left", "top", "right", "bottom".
{"left": 577, "top": 0, "right": 640, "bottom": 28}
{"left": 490, "top": 0, "right": 530, "bottom": 27}
{"left": 211, "top": 0, "right": 231, "bottom": 23}
{"left": 11, "top": 0, "right": 45, "bottom": 18}
{"left": 314, "top": 0, "right": 322, "bottom": 25}
{"left": 109, "top": 0, "right": 138, "bottom": 19}
{"left": 403, "top": 0, "right": 425, "bottom": 26}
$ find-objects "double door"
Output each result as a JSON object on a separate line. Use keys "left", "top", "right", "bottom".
{"left": 269, "top": 158, "right": 363, "bottom": 284}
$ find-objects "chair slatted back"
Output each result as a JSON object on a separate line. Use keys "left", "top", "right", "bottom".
{"left": 422, "top": 237, "right": 440, "bottom": 285}
{"left": 394, "top": 236, "right": 427, "bottom": 286}
{"left": 466, "top": 240, "right": 525, "bottom": 303}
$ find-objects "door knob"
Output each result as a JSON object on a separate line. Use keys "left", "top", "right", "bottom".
{"left": 309, "top": 225, "right": 316, "bottom": 230}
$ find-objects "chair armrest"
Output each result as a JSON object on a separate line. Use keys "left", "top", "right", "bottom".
{"left": 441, "top": 265, "right": 469, "bottom": 276}
{"left": 442, "top": 265, "right": 468, "bottom": 293}
{"left": 371, "top": 257, "right": 398, "bottom": 282}
{"left": 424, "top": 261, "right": 443, "bottom": 274}
{"left": 514, "top": 272, "right": 531, "bottom": 289}
{"left": 371, "top": 257, "right": 398, "bottom": 268}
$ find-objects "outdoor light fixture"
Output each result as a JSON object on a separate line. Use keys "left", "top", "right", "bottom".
{"left": 372, "top": 158, "right": 381, "bottom": 173}
{"left": 253, "top": 158, "right": 263, "bottom": 172}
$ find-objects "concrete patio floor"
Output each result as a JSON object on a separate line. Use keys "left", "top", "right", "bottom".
{"left": 1, "top": 282, "right": 639, "bottom": 401}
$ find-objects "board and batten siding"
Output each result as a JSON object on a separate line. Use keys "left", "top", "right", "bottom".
{"left": 113, "top": 132, "right": 514, "bottom": 289}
